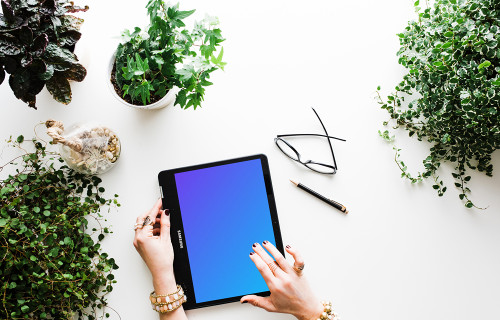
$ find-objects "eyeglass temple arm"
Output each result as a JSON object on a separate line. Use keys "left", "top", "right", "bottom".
{"left": 311, "top": 108, "right": 338, "bottom": 170}
{"left": 276, "top": 133, "right": 346, "bottom": 142}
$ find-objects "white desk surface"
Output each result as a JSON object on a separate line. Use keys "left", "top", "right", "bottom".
{"left": 1, "top": 0, "right": 499, "bottom": 319}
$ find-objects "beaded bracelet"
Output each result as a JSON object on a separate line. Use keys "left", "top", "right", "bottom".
{"left": 150, "top": 285, "right": 187, "bottom": 313}
{"left": 317, "top": 301, "right": 340, "bottom": 320}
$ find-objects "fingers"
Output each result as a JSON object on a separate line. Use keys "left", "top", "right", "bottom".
{"left": 285, "top": 245, "right": 305, "bottom": 275}
{"left": 140, "top": 198, "right": 163, "bottom": 235}
{"left": 240, "top": 295, "right": 276, "bottom": 312}
{"left": 160, "top": 209, "right": 171, "bottom": 243}
{"left": 138, "top": 198, "right": 163, "bottom": 222}
{"left": 252, "top": 243, "right": 285, "bottom": 277}
{"left": 249, "top": 251, "right": 276, "bottom": 286}
{"left": 153, "top": 214, "right": 161, "bottom": 236}
{"left": 262, "top": 241, "right": 292, "bottom": 274}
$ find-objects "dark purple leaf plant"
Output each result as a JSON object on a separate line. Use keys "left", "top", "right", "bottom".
{"left": 0, "top": 0, "right": 88, "bottom": 108}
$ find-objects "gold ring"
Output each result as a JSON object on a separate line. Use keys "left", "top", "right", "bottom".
{"left": 267, "top": 261, "right": 279, "bottom": 275}
{"left": 133, "top": 223, "right": 143, "bottom": 231}
{"left": 293, "top": 263, "right": 305, "bottom": 272}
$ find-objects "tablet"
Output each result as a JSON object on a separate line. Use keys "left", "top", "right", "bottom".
{"left": 158, "top": 154, "right": 284, "bottom": 310}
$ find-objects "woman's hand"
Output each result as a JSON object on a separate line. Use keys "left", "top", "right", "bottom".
{"left": 133, "top": 199, "right": 177, "bottom": 293}
{"left": 241, "top": 242, "right": 323, "bottom": 320}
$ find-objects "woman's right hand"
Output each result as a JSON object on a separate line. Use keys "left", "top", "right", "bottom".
{"left": 241, "top": 242, "right": 324, "bottom": 320}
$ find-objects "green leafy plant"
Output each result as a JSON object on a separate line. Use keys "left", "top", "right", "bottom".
{"left": 0, "top": 135, "right": 120, "bottom": 319}
{"left": 376, "top": 0, "right": 500, "bottom": 208}
{"left": 0, "top": 0, "right": 88, "bottom": 109}
{"left": 113, "top": 0, "right": 226, "bottom": 108}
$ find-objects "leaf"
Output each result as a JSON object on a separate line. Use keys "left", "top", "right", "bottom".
{"left": 176, "top": 65, "right": 194, "bottom": 81}
{"left": 21, "top": 54, "right": 32, "bottom": 67}
{"left": 46, "top": 73, "right": 72, "bottom": 104}
{"left": 443, "top": 31, "right": 454, "bottom": 38}
{"left": 8, "top": 68, "right": 44, "bottom": 108}
{"left": 478, "top": 60, "right": 491, "bottom": 69}
{"left": 59, "top": 15, "right": 84, "bottom": 33}
{"left": 39, "top": 64, "right": 54, "bottom": 81}
{"left": 32, "top": 34, "right": 49, "bottom": 56}
{"left": 136, "top": 81, "right": 151, "bottom": 105}
{"left": 64, "top": 3, "right": 89, "bottom": 14}
{"left": 19, "top": 26, "right": 33, "bottom": 44}
{"left": 152, "top": 55, "right": 164, "bottom": 66}
{"left": 175, "top": 89, "right": 187, "bottom": 107}
{"left": 65, "top": 63, "right": 86, "bottom": 82}
{"left": 0, "top": 38, "right": 21, "bottom": 55}
{"left": 42, "top": 43, "right": 78, "bottom": 66}
{"left": 1, "top": 0, "right": 15, "bottom": 23}
{"left": 210, "top": 47, "right": 225, "bottom": 70}
{"left": 442, "top": 41, "right": 452, "bottom": 49}
{"left": 63, "top": 236, "right": 72, "bottom": 245}
{"left": 175, "top": 9, "right": 195, "bottom": 20}
{"left": 58, "top": 30, "right": 82, "bottom": 47}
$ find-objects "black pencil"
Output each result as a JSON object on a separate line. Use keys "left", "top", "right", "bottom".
{"left": 290, "top": 180, "right": 348, "bottom": 214}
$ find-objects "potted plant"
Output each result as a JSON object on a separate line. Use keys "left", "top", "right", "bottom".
{"left": 109, "top": 1, "right": 226, "bottom": 110}
{"left": 0, "top": 0, "right": 88, "bottom": 109}
{"left": 0, "top": 135, "right": 119, "bottom": 319}
{"left": 377, "top": 0, "right": 500, "bottom": 208}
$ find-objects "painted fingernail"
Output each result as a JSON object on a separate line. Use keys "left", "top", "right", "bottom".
{"left": 252, "top": 243, "right": 258, "bottom": 247}
{"left": 286, "top": 245, "right": 291, "bottom": 249}
{"left": 242, "top": 301, "right": 248, "bottom": 304}
{"left": 263, "top": 240, "right": 269, "bottom": 245}
{"left": 165, "top": 210, "right": 169, "bottom": 216}
{"left": 250, "top": 252, "right": 255, "bottom": 255}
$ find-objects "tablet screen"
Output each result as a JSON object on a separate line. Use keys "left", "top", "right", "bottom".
{"left": 174, "top": 158, "right": 276, "bottom": 303}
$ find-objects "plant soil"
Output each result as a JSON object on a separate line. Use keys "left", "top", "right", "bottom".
{"left": 110, "top": 63, "right": 166, "bottom": 106}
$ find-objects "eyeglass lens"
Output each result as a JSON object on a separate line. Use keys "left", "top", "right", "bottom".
{"left": 275, "top": 139, "right": 299, "bottom": 161}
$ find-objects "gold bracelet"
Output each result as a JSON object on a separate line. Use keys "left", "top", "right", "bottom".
{"left": 317, "top": 301, "right": 340, "bottom": 320}
{"left": 150, "top": 285, "right": 187, "bottom": 313}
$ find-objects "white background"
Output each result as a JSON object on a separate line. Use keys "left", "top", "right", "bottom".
{"left": 1, "top": 0, "right": 499, "bottom": 319}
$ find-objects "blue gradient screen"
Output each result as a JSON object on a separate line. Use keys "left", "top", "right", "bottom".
{"left": 174, "top": 159, "right": 276, "bottom": 303}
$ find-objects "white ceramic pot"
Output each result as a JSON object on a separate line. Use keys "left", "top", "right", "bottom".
{"left": 107, "top": 52, "right": 179, "bottom": 110}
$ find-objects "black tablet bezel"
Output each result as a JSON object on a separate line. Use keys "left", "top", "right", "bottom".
{"left": 158, "top": 154, "right": 284, "bottom": 310}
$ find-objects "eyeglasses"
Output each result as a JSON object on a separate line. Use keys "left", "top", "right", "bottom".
{"left": 274, "top": 108, "right": 345, "bottom": 174}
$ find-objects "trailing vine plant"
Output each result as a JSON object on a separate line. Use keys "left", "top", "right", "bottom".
{"left": 0, "top": 134, "right": 120, "bottom": 319}
{"left": 377, "top": 0, "right": 500, "bottom": 208}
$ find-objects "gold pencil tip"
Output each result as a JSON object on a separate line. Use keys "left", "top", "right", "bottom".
{"left": 289, "top": 180, "right": 298, "bottom": 186}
